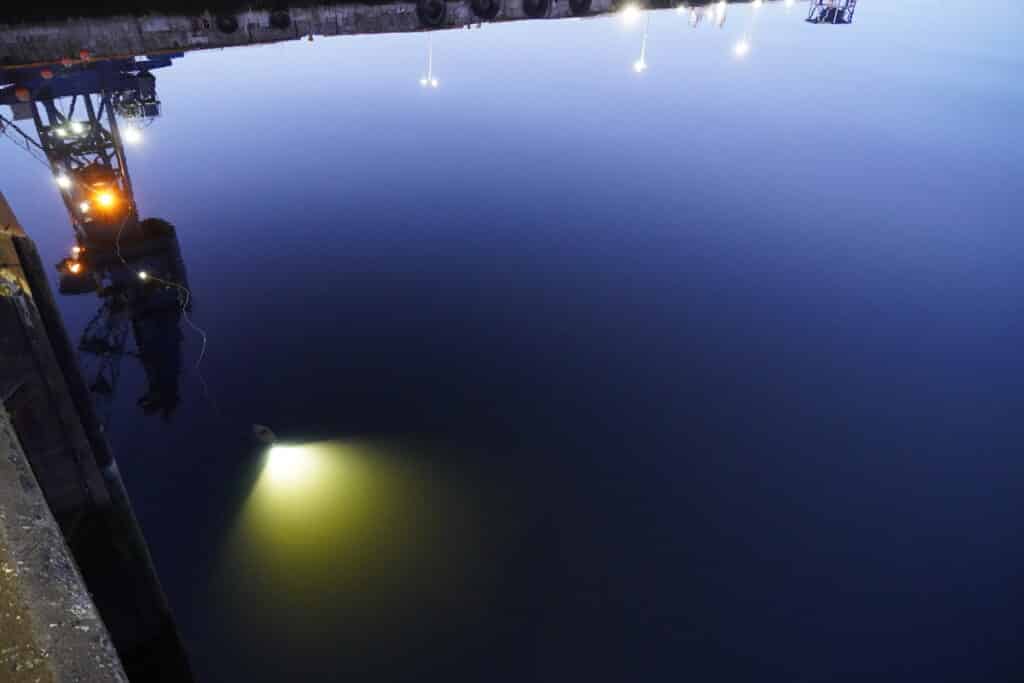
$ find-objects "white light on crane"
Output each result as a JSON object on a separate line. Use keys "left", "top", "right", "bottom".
{"left": 70, "top": 121, "right": 85, "bottom": 134}
{"left": 78, "top": 201, "right": 90, "bottom": 213}
{"left": 733, "top": 39, "right": 751, "bottom": 58}
{"left": 138, "top": 271, "right": 149, "bottom": 281}
{"left": 122, "top": 127, "right": 142, "bottom": 145}
{"left": 633, "top": 59, "right": 647, "bottom": 73}
{"left": 55, "top": 174, "right": 71, "bottom": 189}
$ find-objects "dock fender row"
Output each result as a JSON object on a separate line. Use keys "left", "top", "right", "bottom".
{"left": 270, "top": 10, "right": 292, "bottom": 29}
{"left": 569, "top": 0, "right": 592, "bottom": 14}
{"left": 522, "top": 0, "right": 552, "bottom": 18}
{"left": 470, "top": 0, "right": 502, "bottom": 20}
{"left": 215, "top": 15, "right": 240, "bottom": 33}
{"left": 417, "top": 0, "right": 448, "bottom": 26}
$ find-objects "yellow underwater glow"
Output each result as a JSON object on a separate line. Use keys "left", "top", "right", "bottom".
{"left": 219, "top": 438, "right": 490, "bottom": 647}
{"left": 264, "top": 445, "right": 319, "bottom": 489}
{"left": 210, "top": 438, "right": 540, "bottom": 655}
{"left": 233, "top": 441, "right": 476, "bottom": 580}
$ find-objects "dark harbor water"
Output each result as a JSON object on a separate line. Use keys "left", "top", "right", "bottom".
{"left": 3, "top": 1, "right": 1023, "bottom": 680}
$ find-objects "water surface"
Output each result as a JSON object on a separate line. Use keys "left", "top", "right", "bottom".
{"left": 3, "top": 1, "right": 1023, "bottom": 680}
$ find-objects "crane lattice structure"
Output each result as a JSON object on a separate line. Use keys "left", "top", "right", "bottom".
{"left": 1, "top": 55, "right": 188, "bottom": 424}
{"left": 0, "top": 56, "right": 175, "bottom": 240}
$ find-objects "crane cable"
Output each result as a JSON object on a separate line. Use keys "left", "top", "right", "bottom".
{"left": 114, "top": 214, "right": 219, "bottom": 416}
{"left": 0, "top": 114, "right": 52, "bottom": 169}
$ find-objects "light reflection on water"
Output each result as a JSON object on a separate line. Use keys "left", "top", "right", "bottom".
{"left": 218, "top": 439, "right": 493, "bottom": 660}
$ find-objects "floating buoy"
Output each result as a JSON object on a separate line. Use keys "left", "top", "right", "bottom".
{"left": 79, "top": 49, "right": 91, "bottom": 61}
{"left": 60, "top": 56, "right": 74, "bottom": 68}
{"left": 40, "top": 68, "right": 54, "bottom": 79}
{"left": 14, "top": 87, "right": 30, "bottom": 102}
{"left": 253, "top": 424, "right": 277, "bottom": 445}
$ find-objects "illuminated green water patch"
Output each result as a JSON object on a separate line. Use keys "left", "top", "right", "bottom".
{"left": 218, "top": 438, "right": 497, "bottom": 660}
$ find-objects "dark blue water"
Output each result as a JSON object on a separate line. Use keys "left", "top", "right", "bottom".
{"left": 4, "top": 2, "right": 1024, "bottom": 680}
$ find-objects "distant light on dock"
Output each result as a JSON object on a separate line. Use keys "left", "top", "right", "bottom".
{"left": 620, "top": 4, "right": 641, "bottom": 25}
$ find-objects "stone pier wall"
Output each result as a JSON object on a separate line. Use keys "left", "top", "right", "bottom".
{"left": 0, "top": 193, "right": 193, "bottom": 681}
{"left": 0, "top": 404, "right": 127, "bottom": 683}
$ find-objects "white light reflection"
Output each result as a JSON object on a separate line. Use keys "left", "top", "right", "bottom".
{"left": 620, "top": 3, "right": 641, "bottom": 25}
{"left": 633, "top": 13, "right": 650, "bottom": 73}
{"left": 420, "top": 34, "right": 439, "bottom": 88}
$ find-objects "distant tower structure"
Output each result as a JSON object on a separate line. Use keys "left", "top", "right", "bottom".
{"left": 806, "top": 0, "right": 857, "bottom": 24}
